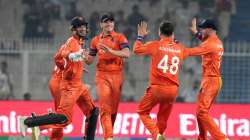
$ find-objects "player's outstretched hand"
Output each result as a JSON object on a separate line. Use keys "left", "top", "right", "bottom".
{"left": 138, "top": 21, "right": 149, "bottom": 37}
{"left": 190, "top": 18, "right": 198, "bottom": 34}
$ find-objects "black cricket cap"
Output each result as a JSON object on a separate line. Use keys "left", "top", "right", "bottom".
{"left": 100, "top": 13, "right": 114, "bottom": 22}
{"left": 71, "top": 17, "right": 88, "bottom": 29}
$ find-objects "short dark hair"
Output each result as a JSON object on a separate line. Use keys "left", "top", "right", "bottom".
{"left": 159, "top": 21, "right": 174, "bottom": 37}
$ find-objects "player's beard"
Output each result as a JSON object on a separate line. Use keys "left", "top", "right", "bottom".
{"left": 202, "top": 34, "right": 209, "bottom": 41}
{"left": 76, "top": 30, "right": 88, "bottom": 40}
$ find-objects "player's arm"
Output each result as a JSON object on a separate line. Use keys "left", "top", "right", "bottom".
{"left": 98, "top": 43, "right": 130, "bottom": 58}
{"left": 84, "top": 39, "right": 97, "bottom": 65}
{"left": 84, "top": 50, "right": 96, "bottom": 65}
{"left": 179, "top": 44, "right": 190, "bottom": 60}
{"left": 133, "top": 21, "right": 153, "bottom": 55}
{"left": 108, "top": 47, "right": 130, "bottom": 58}
{"left": 186, "top": 43, "right": 215, "bottom": 56}
{"left": 133, "top": 39, "right": 154, "bottom": 55}
{"left": 98, "top": 34, "right": 130, "bottom": 58}
{"left": 61, "top": 42, "right": 72, "bottom": 58}
{"left": 190, "top": 18, "right": 203, "bottom": 40}
{"left": 61, "top": 42, "right": 84, "bottom": 62}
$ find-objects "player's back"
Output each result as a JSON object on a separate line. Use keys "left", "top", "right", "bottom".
{"left": 149, "top": 38, "right": 187, "bottom": 86}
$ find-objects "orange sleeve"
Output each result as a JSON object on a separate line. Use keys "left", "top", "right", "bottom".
{"left": 179, "top": 44, "right": 189, "bottom": 60}
{"left": 187, "top": 42, "right": 215, "bottom": 56}
{"left": 118, "top": 34, "right": 130, "bottom": 50}
{"left": 89, "top": 37, "right": 98, "bottom": 56}
{"left": 133, "top": 40, "right": 155, "bottom": 55}
{"left": 182, "top": 48, "right": 190, "bottom": 60}
{"left": 61, "top": 40, "right": 77, "bottom": 58}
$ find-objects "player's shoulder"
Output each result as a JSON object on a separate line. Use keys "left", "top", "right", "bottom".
{"left": 66, "top": 36, "right": 77, "bottom": 46}
{"left": 115, "top": 32, "right": 125, "bottom": 37}
{"left": 92, "top": 35, "right": 99, "bottom": 40}
{"left": 114, "top": 32, "right": 128, "bottom": 40}
{"left": 170, "top": 39, "right": 184, "bottom": 47}
{"left": 207, "top": 37, "right": 222, "bottom": 49}
{"left": 215, "top": 37, "right": 223, "bottom": 46}
{"left": 145, "top": 40, "right": 159, "bottom": 45}
{"left": 112, "top": 32, "right": 128, "bottom": 43}
{"left": 166, "top": 40, "right": 187, "bottom": 54}
{"left": 58, "top": 44, "right": 66, "bottom": 52}
{"left": 91, "top": 35, "right": 100, "bottom": 43}
{"left": 175, "top": 42, "right": 187, "bottom": 49}
{"left": 66, "top": 36, "right": 74, "bottom": 42}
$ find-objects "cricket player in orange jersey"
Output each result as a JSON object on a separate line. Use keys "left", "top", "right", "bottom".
{"left": 50, "top": 16, "right": 99, "bottom": 140}
{"left": 133, "top": 21, "right": 189, "bottom": 140}
{"left": 188, "top": 18, "right": 228, "bottom": 140}
{"left": 84, "top": 13, "right": 130, "bottom": 140}
{"left": 20, "top": 17, "right": 99, "bottom": 140}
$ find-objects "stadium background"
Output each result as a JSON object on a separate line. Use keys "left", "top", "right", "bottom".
{"left": 0, "top": 0, "right": 249, "bottom": 139}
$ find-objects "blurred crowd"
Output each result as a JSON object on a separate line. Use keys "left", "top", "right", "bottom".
{"left": 0, "top": 0, "right": 236, "bottom": 41}
{"left": 21, "top": 0, "right": 236, "bottom": 41}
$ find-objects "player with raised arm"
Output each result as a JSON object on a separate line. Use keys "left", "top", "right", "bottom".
{"left": 188, "top": 18, "right": 228, "bottom": 140}
{"left": 133, "top": 21, "right": 189, "bottom": 140}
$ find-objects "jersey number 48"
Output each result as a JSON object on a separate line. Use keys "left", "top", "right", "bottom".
{"left": 157, "top": 55, "right": 180, "bottom": 75}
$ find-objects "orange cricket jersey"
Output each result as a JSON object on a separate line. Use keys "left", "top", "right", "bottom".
{"left": 60, "top": 36, "right": 85, "bottom": 80}
{"left": 52, "top": 44, "right": 67, "bottom": 78}
{"left": 90, "top": 31, "right": 129, "bottom": 72}
{"left": 133, "top": 37, "right": 188, "bottom": 86}
{"left": 51, "top": 65, "right": 62, "bottom": 78}
{"left": 187, "top": 34, "right": 223, "bottom": 77}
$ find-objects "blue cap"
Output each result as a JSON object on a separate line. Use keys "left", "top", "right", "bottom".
{"left": 198, "top": 19, "right": 217, "bottom": 30}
